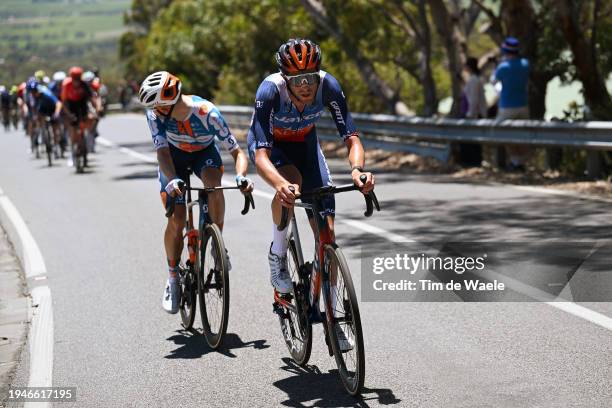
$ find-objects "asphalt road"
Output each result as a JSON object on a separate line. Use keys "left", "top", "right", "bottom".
{"left": 1, "top": 114, "right": 611, "bottom": 407}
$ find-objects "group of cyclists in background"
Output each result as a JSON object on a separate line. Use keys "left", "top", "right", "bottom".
{"left": 0, "top": 67, "right": 108, "bottom": 172}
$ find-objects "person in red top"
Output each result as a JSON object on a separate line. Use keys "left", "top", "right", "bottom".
{"left": 61, "top": 66, "right": 93, "bottom": 163}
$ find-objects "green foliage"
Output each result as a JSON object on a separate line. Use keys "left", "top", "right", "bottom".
{"left": 0, "top": 0, "right": 131, "bottom": 102}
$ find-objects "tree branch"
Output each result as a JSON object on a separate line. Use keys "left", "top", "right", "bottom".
{"left": 472, "top": 0, "right": 504, "bottom": 42}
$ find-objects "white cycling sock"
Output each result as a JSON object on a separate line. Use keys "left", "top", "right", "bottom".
{"left": 168, "top": 266, "right": 178, "bottom": 282}
{"left": 271, "top": 223, "right": 289, "bottom": 256}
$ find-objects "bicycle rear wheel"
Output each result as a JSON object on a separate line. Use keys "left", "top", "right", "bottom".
{"left": 277, "top": 239, "right": 312, "bottom": 366}
{"left": 322, "top": 244, "right": 365, "bottom": 396}
{"left": 198, "top": 223, "right": 229, "bottom": 349}
{"left": 31, "top": 128, "right": 40, "bottom": 158}
{"left": 44, "top": 125, "right": 53, "bottom": 167}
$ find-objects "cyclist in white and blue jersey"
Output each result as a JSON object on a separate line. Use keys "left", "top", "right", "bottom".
{"left": 140, "top": 71, "right": 254, "bottom": 314}
{"left": 247, "top": 39, "right": 375, "bottom": 295}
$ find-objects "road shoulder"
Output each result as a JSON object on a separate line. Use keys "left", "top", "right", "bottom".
{"left": 0, "top": 226, "right": 28, "bottom": 406}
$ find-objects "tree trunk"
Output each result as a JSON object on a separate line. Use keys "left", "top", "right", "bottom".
{"left": 300, "top": 0, "right": 412, "bottom": 115}
{"left": 418, "top": 0, "right": 438, "bottom": 116}
{"left": 428, "top": 0, "right": 465, "bottom": 118}
{"left": 556, "top": 0, "right": 612, "bottom": 120}
{"left": 528, "top": 72, "right": 551, "bottom": 120}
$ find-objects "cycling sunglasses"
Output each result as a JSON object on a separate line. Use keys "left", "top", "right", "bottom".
{"left": 284, "top": 72, "right": 320, "bottom": 87}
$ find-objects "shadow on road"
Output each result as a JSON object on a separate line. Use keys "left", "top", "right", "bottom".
{"left": 165, "top": 329, "right": 269, "bottom": 359}
{"left": 112, "top": 169, "right": 158, "bottom": 180}
{"left": 273, "top": 358, "right": 400, "bottom": 407}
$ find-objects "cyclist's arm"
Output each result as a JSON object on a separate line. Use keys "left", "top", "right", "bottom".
{"left": 230, "top": 148, "right": 248, "bottom": 177}
{"left": 322, "top": 73, "right": 374, "bottom": 192}
{"left": 157, "top": 147, "right": 178, "bottom": 181}
{"left": 54, "top": 100, "right": 63, "bottom": 117}
{"left": 147, "top": 110, "right": 177, "bottom": 179}
{"left": 252, "top": 82, "right": 298, "bottom": 203}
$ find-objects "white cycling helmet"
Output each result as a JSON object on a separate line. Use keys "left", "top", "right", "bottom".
{"left": 52, "top": 71, "right": 66, "bottom": 82}
{"left": 138, "top": 71, "right": 182, "bottom": 108}
{"left": 82, "top": 71, "right": 95, "bottom": 83}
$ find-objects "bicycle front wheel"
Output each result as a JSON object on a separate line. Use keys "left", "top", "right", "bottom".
{"left": 322, "top": 244, "right": 365, "bottom": 396}
{"left": 278, "top": 239, "right": 312, "bottom": 366}
{"left": 198, "top": 223, "right": 229, "bottom": 349}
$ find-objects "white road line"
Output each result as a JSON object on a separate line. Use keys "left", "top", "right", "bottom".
{"left": 110, "top": 142, "right": 612, "bottom": 332}
{"left": 0, "top": 187, "right": 54, "bottom": 405}
{"left": 98, "top": 136, "right": 157, "bottom": 164}
{"left": 0, "top": 188, "right": 46, "bottom": 278}
{"left": 339, "top": 219, "right": 415, "bottom": 243}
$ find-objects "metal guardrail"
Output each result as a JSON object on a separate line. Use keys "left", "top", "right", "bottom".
{"left": 107, "top": 103, "right": 612, "bottom": 162}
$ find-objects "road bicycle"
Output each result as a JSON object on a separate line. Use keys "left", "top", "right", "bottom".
{"left": 166, "top": 175, "right": 254, "bottom": 349}
{"left": 273, "top": 174, "right": 380, "bottom": 395}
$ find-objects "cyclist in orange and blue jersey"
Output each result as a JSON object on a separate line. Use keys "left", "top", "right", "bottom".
{"left": 247, "top": 38, "right": 375, "bottom": 298}
{"left": 139, "top": 71, "right": 254, "bottom": 314}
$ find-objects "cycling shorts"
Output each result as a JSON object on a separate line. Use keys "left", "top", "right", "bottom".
{"left": 65, "top": 99, "right": 88, "bottom": 125}
{"left": 247, "top": 131, "right": 335, "bottom": 223}
{"left": 159, "top": 143, "right": 224, "bottom": 207}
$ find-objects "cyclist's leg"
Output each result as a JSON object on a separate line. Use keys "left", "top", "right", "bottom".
{"left": 248, "top": 140, "right": 301, "bottom": 293}
{"left": 194, "top": 143, "right": 225, "bottom": 230}
{"left": 159, "top": 148, "right": 189, "bottom": 270}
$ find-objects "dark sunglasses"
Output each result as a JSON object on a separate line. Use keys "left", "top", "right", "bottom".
{"left": 284, "top": 72, "right": 320, "bottom": 87}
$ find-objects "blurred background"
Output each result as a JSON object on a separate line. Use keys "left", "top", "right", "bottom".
{"left": 1, "top": 0, "right": 611, "bottom": 119}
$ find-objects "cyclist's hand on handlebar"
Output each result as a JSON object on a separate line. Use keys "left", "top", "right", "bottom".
{"left": 165, "top": 178, "right": 184, "bottom": 198}
{"left": 275, "top": 182, "right": 300, "bottom": 208}
{"left": 352, "top": 169, "right": 375, "bottom": 193}
{"left": 235, "top": 175, "right": 254, "bottom": 193}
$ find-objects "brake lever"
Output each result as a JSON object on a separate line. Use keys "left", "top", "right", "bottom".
{"left": 242, "top": 193, "right": 255, "bottom": 215}
{"left": 357, "top": 174, "right": 380, "bottom": 217}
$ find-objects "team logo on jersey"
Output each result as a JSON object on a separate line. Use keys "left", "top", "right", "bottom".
{"left": 208, "top": 113, "right": 229, "bottom": 138}
{"left": 329, "top": 101, "right": 345, "bottom": 126}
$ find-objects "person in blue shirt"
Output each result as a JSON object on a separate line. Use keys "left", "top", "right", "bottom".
{"left": 30, "top": 83, "right": 63, "bottom": 152}
{"left": 139, "top": 71, "right": 254, "bottom": 314}
{"left": 247, "top": 38, "right": 375, "bottom": 297}
{"left": 494, "top": 37, "right": 530, "bottom": 170}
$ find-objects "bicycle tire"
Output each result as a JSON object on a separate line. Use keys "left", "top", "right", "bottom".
{"left": 31, "top": 129, "right": 40, "bottom": 158}
{"left": 322, "top": 244, "right": 365, "bottom": 396}
{"left": 179, "top": 261, "right": 197, "bottom": 329}
{"left": 72, "top": 142, "right": 83, "bottom": 174}
{"left": 198, "top": 223, "right": 229, "bottom": 349}
{"left": 278, "top": 239, "right": 312, "bottom": 366}
{"left": 44, "top": 125, "right": 52, "bottom": 167}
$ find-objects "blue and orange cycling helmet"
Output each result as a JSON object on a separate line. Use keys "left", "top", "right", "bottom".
{"left": 276, "top": 38, "right": 322, "bottom": 75}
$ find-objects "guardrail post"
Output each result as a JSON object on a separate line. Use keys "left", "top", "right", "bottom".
{"left": 545, "top": 148, "right": 563, "bottom": 170}
{"left": 586, "top": 151, "right": 603, "bottom": 179}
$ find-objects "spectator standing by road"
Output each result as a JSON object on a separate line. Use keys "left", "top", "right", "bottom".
{"left": 494, "top": 37, "right": 530, "bottom": 171}
{"left": 455, "top": 57, "right": 487, "bottom": 166}
{"left": 463, "top": 57, "right": 487, "bottom": 119}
